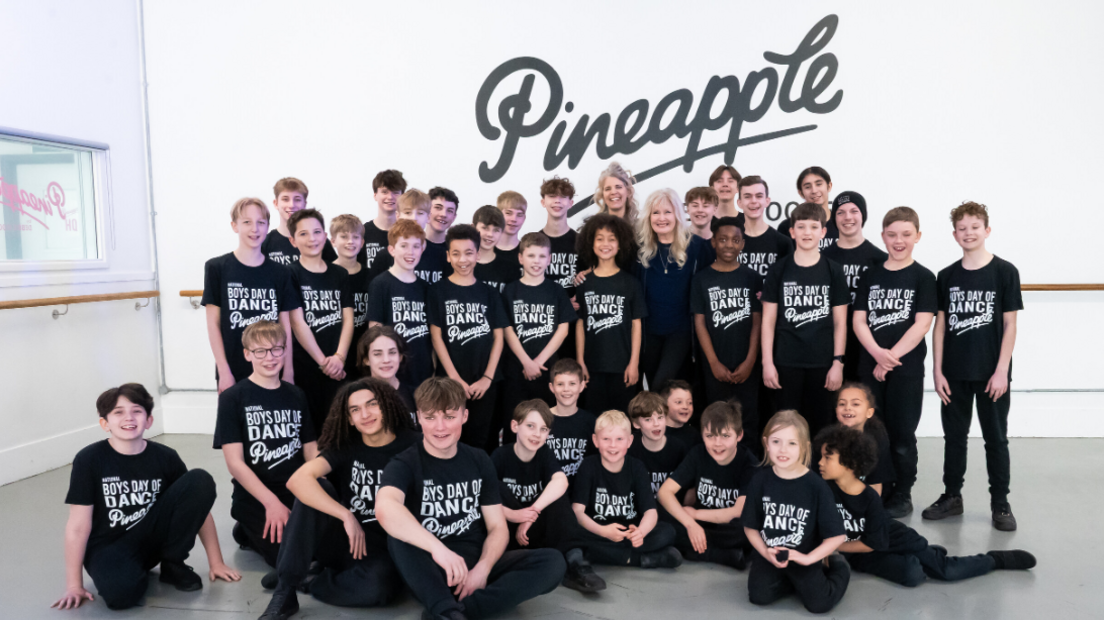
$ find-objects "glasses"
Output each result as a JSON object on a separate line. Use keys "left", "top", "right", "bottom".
{"left": 248, "top": 346, "right": 286, "bottom": 359}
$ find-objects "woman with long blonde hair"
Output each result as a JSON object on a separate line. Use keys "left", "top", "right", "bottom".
{"left": 635, "top": 188, "right": 712, "bottom": 390}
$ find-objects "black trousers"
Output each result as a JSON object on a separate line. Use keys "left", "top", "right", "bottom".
{"left": 702, "top": 365, "right": 762, "bottom": 456}
{"left": 842, "top": 330, "right": 862, "bottom": 382}
{"left": 574, "top": 521, "right": 676, "bottom": 566}
{"left": 641, "top": 331, "right": 692, "bottom": 391}
{"left": 294, "top": 360, "right": 345, "bottom": 435}
{"left": 84, "top": 469, "right": 216, "bottom": 610}
{"left": 458, "top": 383, "right": 500, "bottom": 453}
{"left": 500, "top": 488, "right": 584, "bottom": 554}
{"left": 231, "top": 487, "right": 294, "bottom": 567}
{"left": 275, "top": 479, "right": 399, "bottom": 607}
{"left": 747, "top": 552, "right": 850, "bottom": 614}
{"left": 861, "top": 369, "right": 925, "bottom": 495}
{"left": 670, "top": 518, "right": 747, "bottom": 559}
{"left": 940, "top": 379, "right": 1012, "bottom": 504}
{"left": 584, "top": 371, "right": 638, "bottom": 416}
{"left": 498, "top": 369, "right": 555, "bottom": 445}
{"left": 774, "top": 365, "right": 835, "bottom": 439}
{"left": 388, "top": 539, "right": 565, "bottom": 620}
{"left": 847, "top": 521, "right": 994, "bottom": 586}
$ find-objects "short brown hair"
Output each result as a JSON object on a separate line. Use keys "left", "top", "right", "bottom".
{"left": 950, "top": 201, "right": 989, "bottom": 228}
{"left": 709, "top": 165, "right": 742, "bottom": 186}
{"left": 473, "top": 205, "right": 505, "bottom": 229}
{"left": 497, "top": 191, "right": 528, "bottom": 212}
{"left": 514, "top": 399, "right": 553, "bottom": 427}
{"left": 330, "top": 213, "right": 364, "bottom": 237}
{"left": 659, "top": 379, "right": 693, "bottom": 400}
{"left": 230, "top": 197, "right": 270, "bottom": 223}
{"left": 288, "top": 208, "right": 324, "bottom": 235}
{"left": 414, "top": 376, "right": 466, "bottom": 413}
{"left": 274, "top": 177, "right": 308, "bottom": 200}
{"left": 96, "top": 383, "right": 155, "bottom": 420}
{"left": 356, "top": 324, "right": 408, "bottom": 374}
{"left": 242, "top": 320, "right": 286, "bottom": 349}
{"left": 372, "top": 169, "right": 407, "bottom": 193}
{"left": 790, "top": 202, "right": 826, "bottom": 226}
{"left": 737, "top": 175, "right": 770, "bottom": 197}
{"left": 684, "top": 186, "right": 719, "bottom": 207}
{"left": 388, "top": 219, "right": 426, "bottom": 246}
{"left": 796, "top": 166, "right": 831, "bottom": 194}
{"left": 399, "top": 189, "right": 431, "bottom": 215}
{"left": 627, "top": 391, "right": 666, "bottom": 420}
{"left": 519, "top": 231, "right": 551, "bottom": 253}
{"left": 550, "top": 358, "right": 584, "bottom": 382}
{"left": 883, "top": 206, "right": 920, "bottom": 232}
{"left": 702, "top": 401, "right": 743, "bottom": 436}
{"left": 540, "top": 176, "right": 575, "bottom": 198}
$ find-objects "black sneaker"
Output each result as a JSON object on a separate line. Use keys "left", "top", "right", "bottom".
{"left": 562, "top": 562, "right": 606, "bottom": 593}
{"left": 261, "top": 570, "right": 279, "bottom": 590}
{"left": 988, "top": 550, "right": 1036, "bottom": 570}
{"left": 640, "top": 546, "right": 683, "bottom": 569}
{"left": 921, "top": 494, "right": 963, "bottom": 520}
{"left": 992, "top": 503, "right": 1018, "bottom": 532}
{"left": 159, "top": 560, "right": 202, "bottom": 592}
{"left": 884, "top": 493, "right": 914, "bottom": 518}
{"left": 232, "top": 523, "right": 252, "bottom": 550}
{"left": 259, "top": 586, "right": 299, "bottom": 620}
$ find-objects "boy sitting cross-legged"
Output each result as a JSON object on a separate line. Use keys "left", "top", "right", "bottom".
{"left": 626, "top": 391, "right": 687, "bottom": 497}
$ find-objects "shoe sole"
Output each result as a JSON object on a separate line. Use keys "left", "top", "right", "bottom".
{"left": 992, "top": 520, "right": 1017, "bottom": 532}
{"left": 561, "top": 578, "right": 605, "bottom": 594}
{"left": 921, "top": 507, "right": 963, "bottom": 520}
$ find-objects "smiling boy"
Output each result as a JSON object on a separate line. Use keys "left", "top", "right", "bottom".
{"left": 421, "top": 187, "right": 460, "bottom": 285}
{"left": 330, "top": 214, "right": 370, "bottom": 377}
{"left": 360, "top": 170, "right": 406, "bottom": 278}
{"left": 473, "top": 205, "right": 521, "bottom": 293}
{"left": 627, "top": 391, "right": 687, "bottom": 497}
{"left": 260, "top": 177, "right": 338, "bottom": 265}
{"left": 367, "top": 219, "right": 434, "bottom": 386}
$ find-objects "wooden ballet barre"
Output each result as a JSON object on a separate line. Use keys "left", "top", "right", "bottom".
{"left": 180, "top": 290, "right": 203, "bottom": 309}
{"left": 0, "top": 290, "right": 160, "bottom": 319}
{"left": 1021, "top": 284, "right": 1104, "bottom": 291}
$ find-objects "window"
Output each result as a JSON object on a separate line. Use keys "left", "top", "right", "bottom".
{"left": 0, "top": 130, "right": 106, "bottom": 264}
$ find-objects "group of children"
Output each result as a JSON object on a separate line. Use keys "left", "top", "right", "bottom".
{"left": 53, "top": 164, "right": 1033, "bottom": 616}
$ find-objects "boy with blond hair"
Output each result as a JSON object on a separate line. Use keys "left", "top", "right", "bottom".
{"left": 261, "top": 177, "right": 337, "bottom": 265}
{"left": 331, "top": 213, "right": 371, "bottom": 376}
{"left": 496, "top": 191, "right": 528, "bottom": 252}
{"left": 203, "top": 197, "right": 300, "bottom": 392}
{"left": 398, "top": 188, "right": 431, "bottom": 229}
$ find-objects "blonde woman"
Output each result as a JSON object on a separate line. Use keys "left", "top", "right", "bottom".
{"left": 635, "top": 188, "right": 712, "bottom": 390}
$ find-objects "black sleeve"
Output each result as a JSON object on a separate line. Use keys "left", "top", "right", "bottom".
{"left": 829, "top": 261, "right": 850, "bottom": 307}
{"left": 740, "top": 472, "right": 765, "bottom": 530}
{"left": 574, "top": 281, "right": 590, "bottom": 320}
{"left": 1002, "top": 261, "right": 1024, "bottom": 312}
{"left": 555, "top": 286, "right": 578, "bottom": 324}
{"left": 340, "top": 272, "right": 354, "bottom": 309}
{"left": 668, "top": 447, "right": 700, "bottom": 490}
{"left": 426, "top": 286, "right": 444, "bottom": 328}
{"left": 293, "top": 386, "right": 317, "bottom": 443}
{"left": 322, "top": 240, "right": 338, "bottom": 262}
{"left": 488, "top": 289, "right": 509, "bottom": 329}
{"left": 761, "top": 261, "right": 783, "bottom": 304}
{"left": 814, "top": 477, "right": 846, "bottom": 539}
{"left": 320, "top": 448, "right": 345, "bottom": 474}
{"left": 380, "top": 455, "right": 415, "bottom": 495}
{"left": 860, "top": 494, "right": 890, "bottom": 551}
{"left": 212, "top": 388, "right": 242, "bottom": 448}
{"left": 737, "top": 459, "right": 759, "bottom": 490}
{"left": 689, "top": 274, "right": 706, "bottom": 316}
{"left": 778, "top": 234, "right": 795, "bottom": 258}
{"left": 854, "top": 279, "right": 871, "bottom": 313}
{"left": 936, "top": 269, "right": 950, "bottom": 313}
{"left": 278, "top": 267, "right": 301, "bottom": 312}
{"left": 477, "top": 452, "right": 503, "bottom": 505}
{"left": 751, "top": 276, "right": 763, "bottom": 313}
{"left": 628, "top": 276, "right": 648, "bottom": 320}
{"left": 200, "top": 258, "right": 221, "bottom": 308}
{"left": 916, "top": 270, "right": 938, "bottom": 314}
{"left": 572, "top": 459, "right": 595, "bottom": 504}
{"left": 64, "top": 449, "right": 96, "bottom": 505}
{"left": 366, "top": 278, "right": 387, "bottom": 323}
{"left": 539, "top": 446, "right": 561, "bottom": 486}
{"left": 631, "top": 459, "right": 657, "bottom": 512}
{"left": 164, "top": 447, "right": 189, "bottom": 487}
{"left": 490, "top": 446, "right": 507, "bottom": 477}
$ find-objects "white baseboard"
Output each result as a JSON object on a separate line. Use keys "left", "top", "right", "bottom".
{"left": 0, "top": 411, "right": 165, "bottom": 486}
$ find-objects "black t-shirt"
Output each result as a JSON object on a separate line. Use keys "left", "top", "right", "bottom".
{"left": 474, "top": 249, "right": 521, "bottom": 293}
{"left": 65, "top": 440, "right": 188, "bottom": 550}
{"left": 358, "top": 221, "right": 394, "bottom": 279}
{"left": 669, "top": 444, "right": 759, "bottom": 511}
{"left": 854, "top": 262, "right": 938, "bottom": 377}
{"left": 427, "top": 279, "right": 509, "bottom": 383}
{"left": 689, "top": 265, "right": 762, "bottom": 368}
{"left": 576, "top": 270, "right": 648, "bottom": 374}
{"left": 366, "top": 272, "right": 433, "bottom": 385}
{"left": 548, "top": 410, "right": 598, "bottom": 480}
{"left": 501, "top": 279, "right": 578, "bottom": 378}
{"left": 864, "top": 423, "right": 896, "bottom": 486}
{"left": 347, "top": 267, "right": 373, "bottom": 372}
{"left": 762, "top": 255, "right": 850, "bottom": 368}
{"left": 741, "top": 468, "right": 845, "bottom": 554}
{"left": 491, "top": 445, "right": 562, "bottom": 507}
{"left": 321, "top": 430, "right": 420, "bottom": 536}
{"left": 213, "top": 380, "right": 317, "bottom": 505}
{"left": 666, "top": 423, "right": 703, "bottom": 448}
{"left": 380, "top": 442, "right": 502, "bottom": 552}
{"left": 828, "top": 481, "right": 888, "bottom": 550}
{"left": 418, "top": 240, "right": 451, "bottom": 285}
{"left": 778, "top": 218, "right": 839, "bottom": 251}
{"left": 937, "top": 256, "right": 1024, "bottom": 381}
{"left": 290, "top": 262, "right": 353, "bottom": 363}
{"left": 572, "top": 455, "right": 656, "bottom": 527}
{"left": 628, "top": 436, "right": 688, "bottom": 496}
{"left": 260, "top": 229, "right": 337, "bottom": 266}
{"left": 201, "top": 252, "right": 301, "bottom": 381}
{"left": 739, "top": 226, "right": 794, "bottom": 283}
{"left": 821, "top": 241, "right": 888, "bottom": 308}
{"left": 545, "top": 229, "right": 579, "bottom": 298}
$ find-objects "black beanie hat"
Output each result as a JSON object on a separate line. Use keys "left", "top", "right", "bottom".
{"left": 833, "top": 191, "right": 868, "bottom": 226}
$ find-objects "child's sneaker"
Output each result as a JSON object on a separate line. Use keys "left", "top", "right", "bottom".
{"left": 159, "top": 560, "right": 202, "bottom": 592}
{"left": 992, "top": 503, "right": 1018, "bottom": 532}
{"left": 921, "top": 493, "right": 963, "bottom": 520}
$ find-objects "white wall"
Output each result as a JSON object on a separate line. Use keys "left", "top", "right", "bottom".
{"left": 0, "top": 1, "right": 162, "bottom": 484}
{"left": 141, "top": 2, "right": 1104, "bottom": 433}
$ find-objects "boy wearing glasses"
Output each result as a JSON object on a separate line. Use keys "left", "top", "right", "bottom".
{"left": 214, "top": 320, "right": 319, "bottom": 573}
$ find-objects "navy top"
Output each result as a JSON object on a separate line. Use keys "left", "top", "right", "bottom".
{"left": 637, "top": 235, "right": 711, "bottom": 336}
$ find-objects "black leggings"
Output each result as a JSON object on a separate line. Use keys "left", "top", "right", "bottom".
{"left": 388, "top": 539, "right": 565, "bottom": 620}
{"left": 498, "top": 368, "right": 555, "bottom": 445}
{"left": 641, "top": 331, "right": 692, "bottom": 391}
{"left": 774, "top": 365, "right": 835, "bottom": 439}
{"left": 670, "top": 519, "right": 747, "bottom": 559}
{"left": 274, "top": 478, "right": 399, "bottom": 607}
{"left": 230, "top": 487, "right": 294, "bottom": 567}
{"left": 84, "top": 469, "right": 216, "bottom": 610}
{"left": 573, "top": 521, "right": 676, "bottom": 566}
{"left": 861, "top": 368, "right": 924, "bottom": 495}
{"left": 847, "top": 521, "right": 994, "bottom": 585}
{"left": 941, "top": 379, "right": 1012, "bottom": 505}
{"left": 457, "top": 382, "right": 499, "bottom": 453}
{"left": 747, "top": 552, "right": 850, "bottom": 614}
{"left": 501, "top": 487, "right": 584, "bottom": 554}
{"left": 584, "top": 371, "right": 638, "bottom": 415}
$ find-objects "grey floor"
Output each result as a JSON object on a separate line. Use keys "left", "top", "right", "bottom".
{"left": 3, "top": 436, "right": 1100, "bottom": 619}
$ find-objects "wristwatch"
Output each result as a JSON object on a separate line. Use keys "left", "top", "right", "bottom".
{"left": 833, "top": 355, "right": 845, "bottom": 365}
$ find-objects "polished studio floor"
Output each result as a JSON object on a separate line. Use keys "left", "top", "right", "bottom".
{"left": 3, "top": 435, "right": 1097, "bottom": 619}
